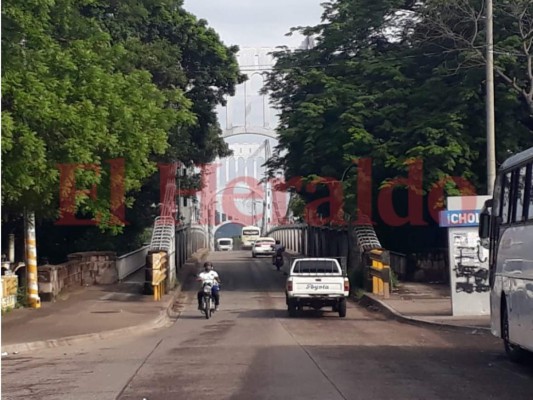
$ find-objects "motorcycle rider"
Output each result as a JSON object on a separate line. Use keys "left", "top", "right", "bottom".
{"left": 197, "top": 262, "right": 221, "bottom": 311}
{"left": 272, "top": 240, "right": 285, "bottom": 265}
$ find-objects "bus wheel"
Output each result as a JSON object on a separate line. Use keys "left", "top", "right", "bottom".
{"left": 501, "top": 299, "right": 526, "bottom": 363}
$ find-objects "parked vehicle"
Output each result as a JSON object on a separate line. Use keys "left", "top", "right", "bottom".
{"left": 285, "top": 258, "right": 349, "bottom": 318}
{"left": 274, "top": 252, "right": 284, "bottom": 271}
{"left": 479, "top": 146, "right": 533, "bottom": 362}
{"left": 216, "top": 238, "right": 233, "bottom": 251}
{"left": 251, "top": 237, "right": 276, "bottom": 257}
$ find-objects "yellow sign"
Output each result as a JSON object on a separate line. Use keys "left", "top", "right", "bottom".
{"left": 152, "top": 268, "right": 167, "bottom": 286}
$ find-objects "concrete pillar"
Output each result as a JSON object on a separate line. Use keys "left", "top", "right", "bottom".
{"left": 24, "top": 212, "right": 41, "bottom": 308}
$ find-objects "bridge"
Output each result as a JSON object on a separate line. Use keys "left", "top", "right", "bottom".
{"left": 145, "top": 46, "right": 385, "bottom": 274}
{"left": 204, "top": 47, "right": 288, "bottom": 248}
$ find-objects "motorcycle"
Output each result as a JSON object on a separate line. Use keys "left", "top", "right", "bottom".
{"left": 201, "top": 282, "right": 216, "bottom": 319}
{"left": 274, "top": 251, "right": 284, "bottom": 271}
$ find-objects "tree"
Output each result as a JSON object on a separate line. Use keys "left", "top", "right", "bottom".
{"left": 421, "top": 0, "right": 533, "bottom": 115}
{"left": 2, "top": 0, "right": 185, "bottom": 232}
{"left": 2, "top": 0, "right": 245, "bottom": 259}
{"left": 263, "top": 0, "right": 532, "bottom": 252}
{"left": 81, "top": 0, "right": 246, "bottom": 165}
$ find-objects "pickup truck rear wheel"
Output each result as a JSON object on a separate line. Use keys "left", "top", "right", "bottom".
{"left": 338, "top": 299, "right": 347, "bottom": 318}
{"left": 288, "top": 300, "right": 297, "bottom": 318}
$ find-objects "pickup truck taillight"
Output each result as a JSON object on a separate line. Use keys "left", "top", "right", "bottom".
{"left": 287, "top": 280, "right": 293, "bottom": 291}
{"left": 344, "top": 278, "right": 350, "bottom": 292}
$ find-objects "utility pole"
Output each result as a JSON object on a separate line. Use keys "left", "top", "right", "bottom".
{"left": 486, "top": 0, "right": 496, "bottom": 195}
{"left": 19, "top": 41, "right": 41, "bottom": 308}
{"left": 177, "top": 166, "right": 181, "bottom": 224}
{"left": 252, "top": 193, "right": 256, "bottom": 226}
{"left": 208, "top": 204, "right": 213, "bottom": 251}
{"left": 24, "top": 211, "right": 41, "bottom": 308}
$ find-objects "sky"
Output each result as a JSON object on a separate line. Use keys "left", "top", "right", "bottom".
{"left": 181, "top": 2, "right": 324, "bottom": 221}
{"left": 183, "top": 0, "right": 324, "bottom": 48}
{"left": 183, "top": 0, "right": 325, "bottom": 145}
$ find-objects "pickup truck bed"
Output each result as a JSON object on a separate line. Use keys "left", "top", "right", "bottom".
{"left": 285, "top": 258, "right": 349, "bottom": 318}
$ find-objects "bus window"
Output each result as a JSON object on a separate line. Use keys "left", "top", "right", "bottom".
{"left": 527, "top": 164, "right": 533, "bottom": 220}
{"left": 501, "top": 172, "right": 512, "bottom": 224}
{"left": 514, "top": 166, "right": 526, "bottom": 222}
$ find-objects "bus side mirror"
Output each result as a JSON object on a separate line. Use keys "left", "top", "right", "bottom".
{"left": 479, "top": 212, "right": 491, "bottom": 240}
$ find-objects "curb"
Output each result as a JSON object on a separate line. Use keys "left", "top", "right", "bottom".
{"left": 358, "top": 293, "right": 491, "bottom": 334}
{"left": 1, "top": 249, "right": 210, "bottom": 355}
{"left": 1, "top": 290, "right": 180, "bottom": 355}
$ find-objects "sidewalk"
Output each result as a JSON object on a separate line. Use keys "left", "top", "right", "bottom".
{"left": 1, "top": 249, "right": 209, "bottom": 354}
{"left": 360, "top": 282, "right": 491, "bottom": 333}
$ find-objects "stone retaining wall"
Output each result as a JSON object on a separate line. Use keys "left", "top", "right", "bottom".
{"left": 38, "top": 252, "right": 118, "bottom": 301}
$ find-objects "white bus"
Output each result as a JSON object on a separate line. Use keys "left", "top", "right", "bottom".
{"left": 479, "top": 146, "right": 533, "bottom": 362}
{"left": 241, "top": 226, "right": 261, "bottom": 249}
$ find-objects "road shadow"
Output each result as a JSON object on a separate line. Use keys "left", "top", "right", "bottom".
{"left": 229, "top": 308, "right": 356, "bottom": 320}
{"left": 224, "top": 345, "right": 533, "bottom": 400}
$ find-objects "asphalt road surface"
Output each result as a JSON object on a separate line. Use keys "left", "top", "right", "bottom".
{"left": 2, "top": 250, "right": 533, "bottom": 399}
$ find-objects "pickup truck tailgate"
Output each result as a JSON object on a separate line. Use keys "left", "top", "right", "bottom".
{"left": 291, "top": 276, "right": 344, "bottom": 295}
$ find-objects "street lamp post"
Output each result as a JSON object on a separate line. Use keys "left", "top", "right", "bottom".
{"left": 207, "top": 200, "right": 219, "bottom": 251}
{"left": 486, "top": 0, "right": 496, "bottom": 195}
{"left": 243, "top": 198, "right": 262, "bottom": 227}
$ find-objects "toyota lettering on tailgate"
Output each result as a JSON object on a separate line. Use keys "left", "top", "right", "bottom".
{"left": 306, "top": 284, "right": 330, "bottom": 290}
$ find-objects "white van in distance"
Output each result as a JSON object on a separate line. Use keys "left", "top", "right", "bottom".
{"left": 216, "top": 238, "right": 233, "bottom": 251}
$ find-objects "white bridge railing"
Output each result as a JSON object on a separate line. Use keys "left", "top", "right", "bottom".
{"left": 116, "top": 246, "right": 150, "bottom": 281}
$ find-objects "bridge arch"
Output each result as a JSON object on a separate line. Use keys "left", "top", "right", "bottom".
{"left": 213, "top": 222, "right": 246, "bottom": 249}
{"left": 222, "top": 127, "right": 278, "bottom": 140}
{"left": 213, "top": 221, "right": 246, "bottom": 236}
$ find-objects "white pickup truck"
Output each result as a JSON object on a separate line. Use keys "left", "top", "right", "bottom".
{"left": 285, "top": 257, "right": 349, "bottom": 318}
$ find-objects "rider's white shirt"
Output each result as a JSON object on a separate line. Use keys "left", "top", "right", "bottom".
{"left": 199, "top": 270, "right": 219, "bottom": 286}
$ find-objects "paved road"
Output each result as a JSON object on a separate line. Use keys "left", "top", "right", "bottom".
{"left": 2, "top": 251, "right": 533, "bottom": 399}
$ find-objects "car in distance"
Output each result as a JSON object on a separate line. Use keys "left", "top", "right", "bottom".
{"left": 251, "top": 237, "right": 276, "bottom": 257}
{"left": 216, "top": 238, "right": 233, "bottom": 251}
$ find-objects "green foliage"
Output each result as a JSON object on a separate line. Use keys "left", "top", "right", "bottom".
{"left": 265, "top": 0, "right": 533, "bottom": 214}
{"left": 2, "top": 0, "right": 244, "bottom": 259}
{"left": 2, "top": 0, "right": 185, "bottom": 229}
{"left": 16, "top": 285, "right": 28, "bottom": 308}
{"left": 288, "top": 194, "right": 306, "bottom": 219}
{"left": 348, "top": 267, "right": 366, "bottom": 290}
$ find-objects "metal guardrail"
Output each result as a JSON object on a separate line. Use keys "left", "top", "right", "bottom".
{"left": 150, "top": 216, "right": 175, "bottom": 252}
{"left": 266, "top": 223, "right": 381, "bottom": 254}
{"left": 116, "top": 246, "right": 150, "bottom": 281}
{"left": 353, "top": 225, "right": 381, "bottom": 252}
